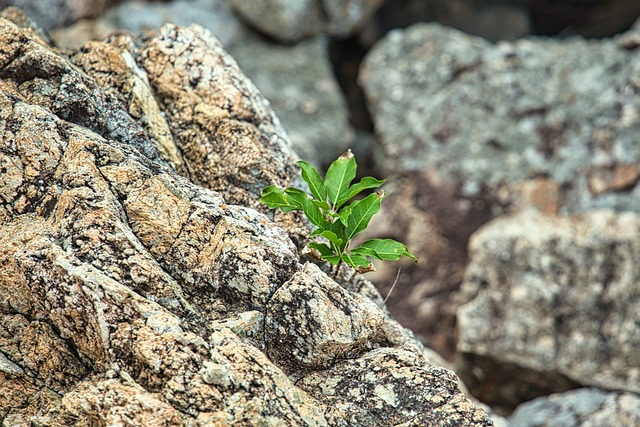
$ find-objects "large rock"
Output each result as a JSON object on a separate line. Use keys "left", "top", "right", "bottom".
{"left": 509, "top": 388, "right": 640, "bottom": 427}
{"left": 230, "top": 0, "right": 384, "bottom": 42}
{"left": 0, "top": 9, "right": 492, "bottom": 426}
{"left": 357, "top": 19, "right": 640, "bottom": 360}
{"left": 457, "top": 209, "right": 640, "bottom": 409}
{"left": 360, "top": 22, "right": 640, "bottom": 212}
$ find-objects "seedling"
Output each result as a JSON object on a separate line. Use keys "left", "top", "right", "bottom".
{"left": 260, "top": 150, "right": 416, "bottom": 276}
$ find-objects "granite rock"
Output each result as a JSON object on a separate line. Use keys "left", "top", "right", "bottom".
{"left": 509, "top": 388, "right": 640, "bottom": 427}
{"left": 360, "top": 22, "right": 640, "bottom": 212}
{"left": 0, "top": 9, "right": 492, "bottom": 426}
{"left": 457, "top": 209, "right": 640, "bottom": 408}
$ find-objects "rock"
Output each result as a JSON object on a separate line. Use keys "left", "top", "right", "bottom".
{"left": 266, "top": 263, "right": 384, "bottom": 370}
{"left": 298, "top": 346, "right": 491, "bottom": 426}
{"left": 228, "top": 31, "right": 353, "bottom": 169}
{"left": 509, "top": 388, "right": 640, "bottom": 427}
{"left": 357, "top": 20, "right": 640, "bottom": 359}
{"left": 101, "top": 0, "right": 242, "bottom": 48}
{"left": 53, "top": 1, "right": 353, "bottom": 171}
{"left": 457, "top": 209, "right": 640, "bottom": 410}
{"left": 229, "top": 0, "right": 384, "bottom": 42}
{"left": 0, "top": 0, "right": 114, "bottom": 30}
{"left": 360, "top": 22, "right": 640, "bottom": 212}
{"left": 0, "top": 9, "right": 492, "bottom": 426}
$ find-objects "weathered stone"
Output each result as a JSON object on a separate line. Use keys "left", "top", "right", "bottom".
{"left": 230, "top": 0, "right": 384, "bottom": 42}
{"left": 457, "top": 209, "right": 640, "bottom": 403}
{"left": 509, "top": 388, "right": 640, "bottom": 427}
{"left": 266, "top": 263, "right": 384, "bottom": 370}
{"left": 0, "top": 9, "right": 492, "bottom": 426}
{"left": 360, "top": 22, "right": 640, "bottom": 212}
{"left": 357, "top": 19, "right": 640, "bottom": 361}
{"left": 298, "top": 346, "right": 491, "bottom": 426}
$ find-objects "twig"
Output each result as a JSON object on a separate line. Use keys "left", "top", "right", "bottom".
{"left": 383, "top": 267, "right": 402, "bottom": 304}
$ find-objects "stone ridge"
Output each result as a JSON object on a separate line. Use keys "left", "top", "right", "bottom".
{"left": 0, "top": 8, "right": 492, "bottom": 426}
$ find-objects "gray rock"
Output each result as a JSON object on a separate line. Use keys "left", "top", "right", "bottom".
{"left": 298, "top": 346, "right": 492, "bottom": 426}
{"left": 0, "top": 0, "right": 113, "bottom": 30}
{"left": 266, "top": 263, "right": 384, "bottom": 370}
{"left": 360, "top": 22, "right": 640, "bottom": 212}
{"left": 509, "top": 388, "right": 640, "bottom": 427}
{"left": 228, "top": 31, "right": 353, "bottom": 169}
{"left": 457, "top": 209, "right": 640, "bottom": 400}
{"left": 102, "top": 0, "right": 242, "bottom": 47}
{"left": 230, "top": 0, "right": 384, "bottom": 42}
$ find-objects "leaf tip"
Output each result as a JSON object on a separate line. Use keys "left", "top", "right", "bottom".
{"left": 338, "top": 149, "right": 354, "bottom": 160}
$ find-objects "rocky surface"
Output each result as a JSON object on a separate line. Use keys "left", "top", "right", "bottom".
{"left": 360, "top": 22, "right": 640, "bottom": 212}
{"left": 509, "top": 388, "right": 640, "bottom": 427}
{"left": 356, "top": 19, "right": 640, "bottom": 360}
{"left": 53, "top": 0, "right": 354, "bottom": 171}
{"left": 457, "top": 209, "right": 640, "bottom": 410}
{"left": 0, "top": 8, "right": 492, "bottom": 426}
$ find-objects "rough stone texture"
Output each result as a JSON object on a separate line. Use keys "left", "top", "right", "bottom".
{"left": 52, "top": 1, "right": 354, "bottom": 171}
{"left": 509, "top": 388, "right": 640, "bottom": 427}
{"left": 360, "top": 22, "right": 640, "bottom": 212}
{"left": 298, "top": 346, "right": 491, "bottom": 426}
{"left": 230, "top": 0, "right": 384, "bottom": 42}
{"left": 0, "top": 9, "right": 492, "bottom": 426}
{"left": 266, "top": 263, "right": 384, "bottom": 370}
{"left": 137, "top": 23, "right": 299, "bottom": 211}
{"left": 357, "top": 19, "right": 640, "bottom": 360}
{"left": 457, "top": 209, "right": 640, "bottom": 407}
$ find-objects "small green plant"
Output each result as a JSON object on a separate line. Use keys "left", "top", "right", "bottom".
{"left": 260, "top": 150, "right": 416, "bottom": 276}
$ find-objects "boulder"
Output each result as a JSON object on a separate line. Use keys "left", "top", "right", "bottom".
{"left": 457, "top": 209, "right": 640, "bottom": 409}
{"left": 360, "top": 22, "right": 640, "bottom": 212}
{"left": 229, "top": 0, "right": 384, "bottom": 42}
{"left": 0, "top": 9, "right": 492, "bottom": 426}
{"left": 357, "top": 19, "right": 640, "bottom": 359}
{"left": 0, "top": 0, "right": 114, "bottom": 30}
{"left": 509, "top": 388, "right": 640, "bottom": 427}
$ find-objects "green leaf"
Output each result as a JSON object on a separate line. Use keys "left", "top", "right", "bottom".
{"left": 260, "top": 185, "right": 301, "bottom": 212}
{"left": 284, "top": 188, "right": 325, "bottom": 228}
{"left": 352, "top": 238, "right": 418, "bottom": 262}
{"left": 324, "top": 156, "right": 356, "bottom": 207}
{"left": 309, "top": 242, "right": 341, "bottom": 265}
{"left": 335, "top": 176, "right": 385, "bottom": 210}
{"left": 344, "top": 192, "right": 382, "bottom": 240}
{"left": 340, "top": 252, "right": 371, "bottom": 268}
{"left": 310, "top": 229, "right": 344, "bottom": 249}
{"left": 298, "top": 161, "right": 327, "bottom": 203}
{"left": 312, "top": 199, "right": 331, "bottom": 212}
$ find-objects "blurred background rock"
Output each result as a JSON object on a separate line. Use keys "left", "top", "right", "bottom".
{"left": 4, "top": 0, "right": 640, "bottom": 422}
